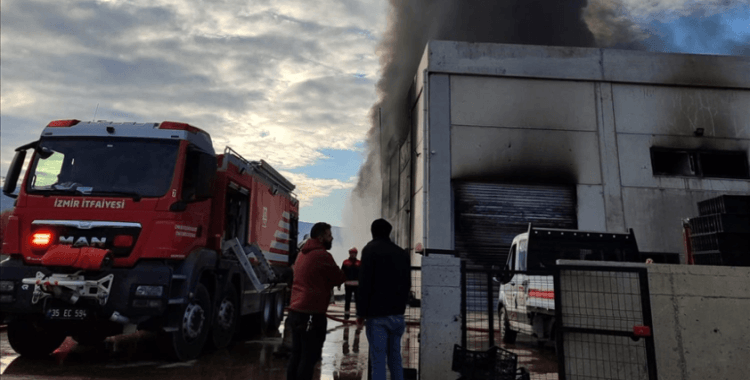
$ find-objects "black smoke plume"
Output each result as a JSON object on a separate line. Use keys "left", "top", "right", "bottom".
{"left": 355, "top": 0, "right": 596, "bottom": 197}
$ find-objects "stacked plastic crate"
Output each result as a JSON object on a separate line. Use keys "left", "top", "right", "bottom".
{"left": 689, "top": 195, "right": 750, "bottom": 266}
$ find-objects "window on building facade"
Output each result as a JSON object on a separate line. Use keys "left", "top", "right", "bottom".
{"left": 650, "top": 148, "right": 750, "bottom": 179}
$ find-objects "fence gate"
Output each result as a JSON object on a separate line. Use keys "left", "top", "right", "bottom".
{"left": 555, "top": 264, "right": 658, "bottom": 380}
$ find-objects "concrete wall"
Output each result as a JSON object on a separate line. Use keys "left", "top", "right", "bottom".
{"left": 446, "top": 73, "right": 750, "bottom": 255}
{"left": 647, "top": 263, "right": 750, "bottom": 380}
{"left": 611, "top": 83, "right": 750, "bottom": 254}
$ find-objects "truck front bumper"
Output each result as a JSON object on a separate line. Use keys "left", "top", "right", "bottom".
{"left": 0, "top": 256, "right": 173, "bottom": 325}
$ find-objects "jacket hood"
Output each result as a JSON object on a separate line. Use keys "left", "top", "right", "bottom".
{"left": 301, "top": 238, "right": 326, "bottom": 254}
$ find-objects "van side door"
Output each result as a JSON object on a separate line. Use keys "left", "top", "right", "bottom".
{"left": 515, "top": 238, "right": 532, "bottom": 331}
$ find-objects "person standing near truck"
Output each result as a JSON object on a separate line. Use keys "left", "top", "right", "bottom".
{"left": 275, "top": 234, "right": 311, "bottom": 359}
{"left": 287, "top": 223, "right": 346, "bottom": 380}
{"left": 357, "top": 219, "right": 411, "bottom": 380}
{"left": 339, "top": 247, "right": 360, "bottom": 319}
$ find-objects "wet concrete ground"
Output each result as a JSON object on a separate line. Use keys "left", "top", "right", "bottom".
{"left": 0, "top": 303, "right": 558, "bottom": 380}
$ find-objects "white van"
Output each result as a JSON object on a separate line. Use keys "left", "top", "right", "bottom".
{"left": 496, "top": 225, "right": 640, "bottom": 344}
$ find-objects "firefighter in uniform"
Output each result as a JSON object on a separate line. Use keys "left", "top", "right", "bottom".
{"left": 340, "top": 247, "right": 360, "bottom": 320}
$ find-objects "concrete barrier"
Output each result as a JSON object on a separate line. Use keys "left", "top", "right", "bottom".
{"left": 647, "top": 264, "right": 750, "bottom": 380}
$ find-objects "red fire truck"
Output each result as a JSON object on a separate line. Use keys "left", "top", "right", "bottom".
{"left": 0, "top": 119, "right": 299, "bottom": 360}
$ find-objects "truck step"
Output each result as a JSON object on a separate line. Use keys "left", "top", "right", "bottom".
{"left": 243, "top": 245, "right": 278, "bottom": 283}
{"left": 171, "top": 274, "right": 187, "bottom": 281}
{"left": 168, "top": 298, "right": 186, "bottom": 305}
{"left": 223, "top": 238, "right": 268, "bottom": 292}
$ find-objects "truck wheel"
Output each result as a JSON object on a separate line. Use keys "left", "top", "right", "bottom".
{"left": 7, "top": 320, "right": 67, "bottom": 358}
{"left": 159, "top": 283, "right": 212, "bottom": 361}
{"left": 208, "top": 285, "right": 239, "bottom": 350}
{"left": 499, "top": 307, "right": 517, "bottom": 344}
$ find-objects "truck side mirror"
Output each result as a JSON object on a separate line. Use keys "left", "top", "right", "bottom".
{"left": 3, "top": 150, "right": 27, "bottom": 198}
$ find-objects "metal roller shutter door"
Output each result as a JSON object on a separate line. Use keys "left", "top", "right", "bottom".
{"left": 454, "top": 182, "right": 577, "bottom": 268}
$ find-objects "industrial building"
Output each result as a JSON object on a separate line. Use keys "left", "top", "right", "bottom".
{"left": 378, "top": 40, "right": 750, "bottom": 378}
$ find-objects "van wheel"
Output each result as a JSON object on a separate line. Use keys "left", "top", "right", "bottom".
{"left": 499, "top": 307, "right": 517, "bottom": 344}
{"left": 8, "top": 320, "right": 67, "bottom": 358}
{"left": 159, "top": 283, "right": 212, "bottom": 361}
{"left": 208, "top": 285, "right": 239, "bottom": 350}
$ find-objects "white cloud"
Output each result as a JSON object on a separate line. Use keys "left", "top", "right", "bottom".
{"left": 279, "top": 171, "right": 356, "bottom": 206}
{"left": 0, "top": 0, "right": 387, "bottom": 206}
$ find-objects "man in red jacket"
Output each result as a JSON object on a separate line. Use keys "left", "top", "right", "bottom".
{"left": 287, "top": 222, "right": 346, "bottom": 380}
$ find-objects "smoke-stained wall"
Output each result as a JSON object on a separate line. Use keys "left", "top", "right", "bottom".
{"left": 399, "top": 41, "right": 750, "bottom": 255}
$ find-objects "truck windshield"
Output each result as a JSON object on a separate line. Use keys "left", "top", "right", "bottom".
{"left": 27, "top": 137, "right": 180, "bottom": 198}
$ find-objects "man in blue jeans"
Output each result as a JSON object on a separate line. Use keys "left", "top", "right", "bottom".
{"left": 357, "top": 219, "right": 411, "bottom": 380}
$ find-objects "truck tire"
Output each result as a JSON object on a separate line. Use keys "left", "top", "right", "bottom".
{"left": 7, "top": 320, "right": 67, "bottom": 358}
{"left": 208, "top": 285, "right": 239, "bottom": 350}
{"left": 159, "top": 283, "right": 212, "bottom": 361}
{"left": 499, "top": 306, "right": 517, "bottom": 344}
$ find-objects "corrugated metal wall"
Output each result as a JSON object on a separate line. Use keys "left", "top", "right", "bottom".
{"left": 454, "top": 182, "right": 577, "bottom": 267}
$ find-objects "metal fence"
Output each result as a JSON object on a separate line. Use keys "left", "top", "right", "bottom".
{"left": 555, "top": 265, "right": 657, "bottom": 380}
{"left": 461, "top": 264, "right": 559, "bottom": 380}
{"left": 459, "top": 263, "right": 658, "bottom": 380}
{"left": 401, "top": 266, "right": 421, "bottom": 378}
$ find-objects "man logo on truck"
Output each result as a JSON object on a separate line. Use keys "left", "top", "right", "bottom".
{"left": 59, "top": 236, "right": 107, "bottom": 248}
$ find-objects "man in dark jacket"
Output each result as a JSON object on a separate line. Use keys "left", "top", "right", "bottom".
{"left": 340, "top": 247, "right": 360, "bottom": 319}
{"left": 357, "top": 219, "right": 411, "bottom": 380}
{"left": 287, "top": 223, "right": 346, "bottom": 380}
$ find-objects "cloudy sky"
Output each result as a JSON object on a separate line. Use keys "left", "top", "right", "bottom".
{"left": 1, "top": 0, "right": 749, "bottom": 227}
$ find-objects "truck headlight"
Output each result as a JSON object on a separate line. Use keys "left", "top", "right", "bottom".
{"left": 135, "top": 285, "right": 163, "bottom": 297}
{"left": 0, "top": 281, "right": 15, "bottom": 292}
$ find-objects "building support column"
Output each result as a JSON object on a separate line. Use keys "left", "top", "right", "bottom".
{"left": 419, "top": 73, "right": 461, "bottom": 380}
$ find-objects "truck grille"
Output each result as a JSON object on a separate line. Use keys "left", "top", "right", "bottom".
{"left": 32, "top": 220, "right": 142, "bottom": 258}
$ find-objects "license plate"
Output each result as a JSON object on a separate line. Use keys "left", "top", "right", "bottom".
{"left": 45, "top": 307, "right": 88, "bottom": 320}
